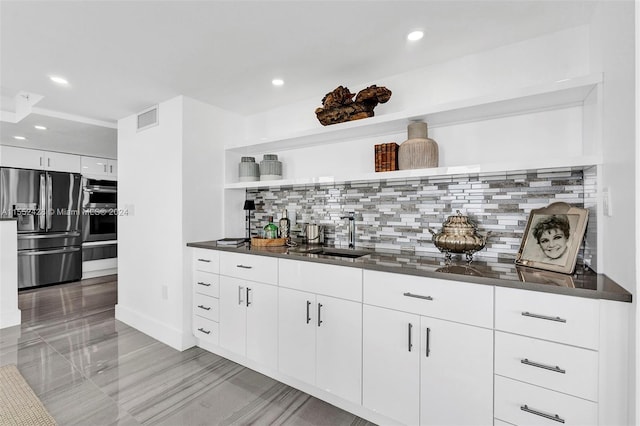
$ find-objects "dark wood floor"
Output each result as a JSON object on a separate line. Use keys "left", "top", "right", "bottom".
{"left": 0, "top": 276, "right": 374, "bottom": 425}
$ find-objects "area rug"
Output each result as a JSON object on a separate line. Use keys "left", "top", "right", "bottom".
{"left": 0, "top": 364, "right": 57, "bottom": 425}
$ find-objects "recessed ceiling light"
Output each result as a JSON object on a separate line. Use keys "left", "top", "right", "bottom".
{"left": 272, "top": 78, "right": 284, "bottom": 86}
{"left": 407, "top": 30, "right": 424, "bottom": 41}
{"left": 14, "top": 136, "right": 26, "bottom": 140}
{"left": 34, "top": 125, "right": 47, "bottom": 130}
{"left": 49, "top": 75, "right": 69, "bottom": 85}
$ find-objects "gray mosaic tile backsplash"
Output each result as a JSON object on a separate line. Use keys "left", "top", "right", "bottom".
{"left": 247, "top": 168, "right": 592, "bottom": 263}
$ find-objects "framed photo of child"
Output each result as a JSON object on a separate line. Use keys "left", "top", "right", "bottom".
{"left": 515, "top": 202, "right": 589, "bottom": 274}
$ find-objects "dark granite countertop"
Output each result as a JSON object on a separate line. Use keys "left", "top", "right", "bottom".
{"left": 187, "top": 240, "right": 632, "bottom": 303}
{"left": 0, "top": 218, "right": 17, "bottom": 221}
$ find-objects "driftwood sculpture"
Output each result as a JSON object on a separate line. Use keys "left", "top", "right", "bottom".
{"left": 315, "top": 85, "right": 392, "bottom": 126}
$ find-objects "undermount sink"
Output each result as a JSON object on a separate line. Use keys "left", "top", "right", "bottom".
{"left": 303, "top": 247, "right": 371, "bottom": 258}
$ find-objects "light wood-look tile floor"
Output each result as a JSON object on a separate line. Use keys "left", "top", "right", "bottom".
{"left": 1, "top": 276, "right": 375, "bottom": 426}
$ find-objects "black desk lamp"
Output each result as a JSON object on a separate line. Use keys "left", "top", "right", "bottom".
{"left": 243, "top": 200, "right": 256, "bottom": 242}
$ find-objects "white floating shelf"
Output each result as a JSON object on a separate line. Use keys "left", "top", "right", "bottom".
{"left": 225, "top": 73, "right": 602, "bottom": 154}
{"left": 224, "top": 156, "right": 602, "bottom": 190}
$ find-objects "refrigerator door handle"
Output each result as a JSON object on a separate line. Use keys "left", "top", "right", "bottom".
{"left": 46, "top": 174, "right": 52, "bottom": 231}
{"left": 18, "top": 231, "right": 81, "bottom": 240}
{"left": 18, "top": 247, "right": 81, "bottom": 256}
{"left": 39, "top": 174, "right": 46, "bottom": 230}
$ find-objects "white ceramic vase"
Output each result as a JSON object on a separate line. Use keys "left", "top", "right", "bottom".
{"left": 398, "top": 122, "right": 438, "bottom": 170}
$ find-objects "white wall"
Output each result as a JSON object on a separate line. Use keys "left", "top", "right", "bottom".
{"left": 116, "top": 96, "right": 187, "bottom": 349}
{"left": 116, "top": 95, "right": 241, "bottom": 350}
{"left": 589, "top": 2, "right": 637, "bottom": 423}
{"left": 238, "top": 25, "right": 591, "bottom": 147}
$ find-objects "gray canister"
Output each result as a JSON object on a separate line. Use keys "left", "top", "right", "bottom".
{"left": 260, "top": 154, "right": 283, "bottom": 181}
{"left": 239, "top": 157, "right": 260, "bottom": 182}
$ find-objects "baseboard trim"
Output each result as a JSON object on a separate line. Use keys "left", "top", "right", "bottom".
{"left": 115, "top": 304, "right": 195, "bottom": 351}
{"left": 0, "top": 309, "right": 21, "bottom": 329}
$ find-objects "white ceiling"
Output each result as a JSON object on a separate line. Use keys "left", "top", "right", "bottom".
{"left": 0, "top": 0, "right": 598, "bottom": 156}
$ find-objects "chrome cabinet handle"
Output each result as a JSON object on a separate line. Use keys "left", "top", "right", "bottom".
{"left": 197, "top": 327, "right": 211, "bottom": 335}
{"left": 520, "top": 405, "right": 565, "bottom": 423}
{"left": 197, "top": 258, "right": 211, "bottom": 263}
{"left": 408, "top": 323, "right": 413, "bottom": 352}
{"left": 425, "top": 327, "right": 431, "bottom": 357}
{"left": 197, "top": 304, "right": 211, "bottom": 311}
{"left": 197, "top": 281, "right": 211, "bottom": 287}
{"left": 521, "top": 311, "right": 567, "bottom": 323}
{"left": 104, "top": 164, "right": 107, "bottom": 173}
{"left": 246, "top": 287, "right": 251, "bottom": 307}
{"left": 110, "top": 165, "right": 113, "bottom": 173}
{"left": 403, "top": 292, "right": 433, "bottom": 301}
{"left": 306, "top": 301, "right": 311, "bottom": 324}
{"left": 521, "top": 358, "right": 566, "bottom": 374}
{"left": 236, "top": 264, "right": 252, "bottom": 269}
{"left": 238, "top": 286, "right": 245, "bottom": 305}
{"left": 317, "top": 303, "right": 323, "bottom": 327}
{"left": 40, "top": 157, "right": 43, "bottom": 167}
{"left": 48, "top": 158, "right": 51, "bottom": 167}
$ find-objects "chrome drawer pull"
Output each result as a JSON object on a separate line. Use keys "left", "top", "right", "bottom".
{"left": 197, "top": 258, "right": 211, "bottom": 263}
{"left": 521, "top": 311, "right": 567, "bottom": 323}
{"left": 403, "top": 292, "right": 433, "bottom": 301}
{"left": 520, "top": 405, "right": 565, "bottom": 423}
{"left": 408, "top": 323, "right": 413, "bottom": 352}
{"left": 521, "top": 358, "right": 566, "bottom": 374}
{"left": 236, "top": 264, "right": 253, "bottom": 269}
{"left": 197, "top": 305, "right": 211, "bottom": 311}
{"left": 197, "top": 327, "right": 211, "bottom": 335}
{"left": 197, "top": 281, "right": 211, "bottom": 287}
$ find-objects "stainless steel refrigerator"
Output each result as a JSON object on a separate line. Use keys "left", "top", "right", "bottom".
{"left": 0, "top": 167, "right": 82, "bottom": 288}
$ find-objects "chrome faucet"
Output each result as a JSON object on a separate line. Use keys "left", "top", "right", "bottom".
{"left": 340, "top": 212, "right": 356, "bottom": 248}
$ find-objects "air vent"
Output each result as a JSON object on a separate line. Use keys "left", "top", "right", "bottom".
{"left": 137, "top": 105, "right": 158, "bottom": 131}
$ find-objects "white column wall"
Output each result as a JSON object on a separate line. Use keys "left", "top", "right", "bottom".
{"left": 116, "top": 96, "right": 187, "bottom": 349}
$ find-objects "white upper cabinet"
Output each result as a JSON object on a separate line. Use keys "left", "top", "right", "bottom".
{"left": 0, "top": 146, "right": 81, "bottom": 173}
{"left": 81, "top": 156, "right": 117, "bottom": 179}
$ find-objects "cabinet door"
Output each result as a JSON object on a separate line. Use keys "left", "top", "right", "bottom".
{"left": 107, "top": 159, "right": 117, "bottom": 177}
{"left": 219, "top": 276, "right": 247, "bottom": 356}
{"left": 246, "top": 281, "right": 278, "bottom": 369}
{"left": 420, "top": 317, "right": 493, "bottom": 426}
{"left": 316, "top": 295, "right": 362, "bottom": 405}
{"left": 80, "top": 156, "right": 109, "bottom": 176}
{"left": 278, "top": 287, "right": 316, "bottom": 385}
{"left": 362, "top": 305, "right": 420, "bottom": 426}
{"left": 1, "top": 146, "right": 45, "bottom": 169}
{"left": 46, "top": 152, "right": 80, "bottom": 173}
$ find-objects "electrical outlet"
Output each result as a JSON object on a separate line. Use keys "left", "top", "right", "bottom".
{"left": 603, "top": 188, "right": 612, "bottom": 217}
{"left": 162, "top": 285, "right": 168, "bottom": 300}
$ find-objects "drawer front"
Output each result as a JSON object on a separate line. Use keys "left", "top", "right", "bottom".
{"left": 194, "top": 270, "right": 220, "bottom": 298}
{"left": 194, "top": 293, "right": 219, "bottom": 322}
{"left": 193, "top": 248, "right": 220, "bottom": 273}
{"left": 495, "top": 375, "right": 597, "bottom": 426}
{"left": 363, "top": 270, "right": 493, "bottom": 328}
{"left": 220, "top": 252, "right": 278, "bottom": 284}
{"left": 495, "top": 287, "right": 599, "bottom": 349}
{"left": 193, "top": 315, "right": 219, "bottom": 344}
{"left": 495, "top": 332, "right": 598, "bottom": 401}
{"left": 279, "top": 258, "right": 362, "bottom": 301}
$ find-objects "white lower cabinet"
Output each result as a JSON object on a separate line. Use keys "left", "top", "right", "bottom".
{"left": 219, "top": 275, "right": 278, "bottom": 369}
{"left": 362, "top": 305, "right": 420, "bottom": 426}
{"left": 278, "top": 287, "right": 362, "bottom": 405}
{"left": 420, "top": 316, "right": 493, "bottom": 426}
{"left": 362, "top": 304, "right": 493, "bottom": 426}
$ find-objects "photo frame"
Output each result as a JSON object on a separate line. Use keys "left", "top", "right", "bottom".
{"left": 515, "top": 202, "right": 588, "bottom": 274}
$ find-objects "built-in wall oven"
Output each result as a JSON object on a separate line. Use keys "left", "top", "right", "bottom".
{"left": 82, "top": 178, "right": 117, "bottom": 261}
